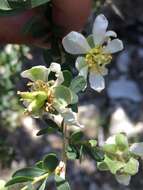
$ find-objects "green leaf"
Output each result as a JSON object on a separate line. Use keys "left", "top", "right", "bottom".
{"left": 39, "top": 179, "right": 47, "bottom": 190}
{"left": 5, "top": 177, "right": 33, "bottom": 187}
{"left": 70, "top": 103, "right": 78, "bottom": 113}
{"left": 97, "top": 161, "right": 109, "bottom": 171}
{"left": 54, "top": 85, "right": 72, "bottom": 107}
{"left": 123, "top": 158, "right": 139, "bottom": 175}
{"left": 70, "top": 90, "right": 78, "bottom": 104}
{"left": 0, "top": 0, "right": 11, "bottom": 10}
{"left": 62, "top": 71, "right": 72, "bottom": 87}
{"left": 89, "top": 140, "right": 97, "bottom": 147}
{"left": 84, "top": 146, "right": 104, "bottom": 162}
{"left": 0, "top": 0, "right": 51, "bottom": 10}
{"left": 70, "top": 76, "right": 86, "bottom": 93}
{"left": 37, "top": 127, "right": 59, "bottom": 136}
{"left": 43, "top": 153, "right": 59, "bottom": 173}
{"left": 70, "top": 131, "right": 84, "bottom": 142}
{"left": 30, "top": 0, "right": 51, "bottom": 8}
{"left": 13, "top": 167, "right": 44, "bottom": 178}
{"left": 92, "top": 147, "right": 105, "bottom": 162}
{"left": 35, "top": 161, "right": 44, "bottom": 170}
{"left": 55, "top": 175, "right": 71, "bottom": 190}
{"left": 66, "top": 145, "right": 78, "bottom": 160}
{"left": 6, "top": 0, "right": 30, "bottom": 9}
{"left": 79, "top": 145, "right": 83, "bottom": 162}
{"left": 46, "top": 119, "right": 60, "bottom": 129}
{"left": 115, "top": 133, "right": 128, "bottom": 151}
{"left": 36, "top": 119, "right": 60, "bottom": 136}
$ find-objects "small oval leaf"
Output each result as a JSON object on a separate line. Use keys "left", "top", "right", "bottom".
{"left": 43, "top": 153, "right": 59, "bottom": 173}
{"left": 13, "top": 167, "right": 44, "bottom": 178}
{"left": 55, "top": 175, "right": 71, "bottom": 190}
{"left": 70, "top": 76, "right": 86, "bottom": 93}
{"left": 5, "top": 177, "right": 33, "bottom": 187}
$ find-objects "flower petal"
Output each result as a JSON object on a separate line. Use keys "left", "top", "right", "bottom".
{"left": 50, "top": 63, "right": 64, "bottom": 86}
{"left": 75, "top": 57, "right": 88, "bottom": 80}
{"left": 62, "top": 31, "right": 91, "bottom": 55}
{"left": 21, "top": 66, "right": 50, "bottom": 82}
{"left": 53, "top": 86, "right": 72, "bottom": 108}
{"left": 106, "top": 135, "right": 116, "bottom": 144}
{"left": 89, "top": 72, "right": 105, "bottom": 92}
{"left": 105, "top": 30, "right": 117, "bottom": 38}
{"left": 92, "top": 14, "right": 108, "bottom": 45}
{"left": 75, "top": 57, "right": 87, "bottom": 71}
{"left": 50, "top": 62, "right": 61, "bottom": 73}
{"left": 123, "top": 158, "right": 139, "bottom": 175}
{"left": 130, "top": 142, "right": 143, "bottom": 157}
{"left": 60, "top": 108, "right": 83, "bottom": 128}
{"left": 79, "top": 67, "right": 88, "bottom": 80}
{"left": 115, "top": 174, "right": 131, "bottom": 186}
{"left": 55, "top": 72, "right": 64, "bottom": 86}
{"left": 103, "top": 39, "right": 124, "bottom": 54}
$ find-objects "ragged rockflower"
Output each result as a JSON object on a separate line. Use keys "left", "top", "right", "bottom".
{"left": 97, "top": 133, "right": 140, "bottom": 185}
{"left": 18, "top": 63, "right": 82, "bottom": 127}
{"left": 62, "top": 14, "right": 124, "bottom": 92}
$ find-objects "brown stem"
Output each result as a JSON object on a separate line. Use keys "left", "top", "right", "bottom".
{"left": 62, "top": 123, "right": 68, "bottom": 174}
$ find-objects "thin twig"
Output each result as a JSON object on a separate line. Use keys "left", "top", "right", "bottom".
{"left": 62, "top": 122, "right": 68, "bottom": 175}
{"left": 21, "top": 173, "right": 49, "bottom": 190}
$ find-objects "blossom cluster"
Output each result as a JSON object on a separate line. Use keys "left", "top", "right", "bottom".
{"left": 98, "top": 133, "right": 143, "bottom": 185}
{"left": 15, "top": 14, "right": 143, "bottom": 187}
{"left": 18, "top": 63, "right": 81, "bottom": 127}
{"left": 19, "top": 14, "right": 123, "bottom": 126}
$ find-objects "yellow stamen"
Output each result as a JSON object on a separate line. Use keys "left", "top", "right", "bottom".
{"left": 85, "top": 46, "right": 112, "bottom": 73}
{"left": 18, "top": 80, "right": 55, "bottom": 114}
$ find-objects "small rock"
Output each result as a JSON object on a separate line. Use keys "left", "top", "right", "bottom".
{"left": 78, "top": 105, "right": 99, "bottom": 138}
{"left": 116, "top": 51, "right": 130, "bottom": 73}
{"left": 107, "top": 77, "right": 142, "bottom": 102}
{"left": 102, "top": 183, "right": 114, "bottom": 190}
{"left": 89, "top": 183, "right": 99, "bottom": 190}
{"left": 110, "top": 107, "right": 134, "bottom": 135}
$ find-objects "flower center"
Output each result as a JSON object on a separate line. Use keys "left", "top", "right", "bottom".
{"left": 28, "top": 80, "right": 55, "bottom": 113}
{"left": 85, "top": 46, "right": 112, "bottom": 73}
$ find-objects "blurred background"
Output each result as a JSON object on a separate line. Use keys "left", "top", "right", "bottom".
{"left": 1, "top": 0, "right": 143, "bottom": 189}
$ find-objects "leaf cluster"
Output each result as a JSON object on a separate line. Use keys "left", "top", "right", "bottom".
{"left": 6, "top": 153, "right": 70, "bottom": 190}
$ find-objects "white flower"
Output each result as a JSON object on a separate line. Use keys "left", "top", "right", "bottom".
{"left": 62, "top": 14, "right": 124, "bottom": 92}
{"left": 20, "top": 63, "right": 81, "bottom": 128}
